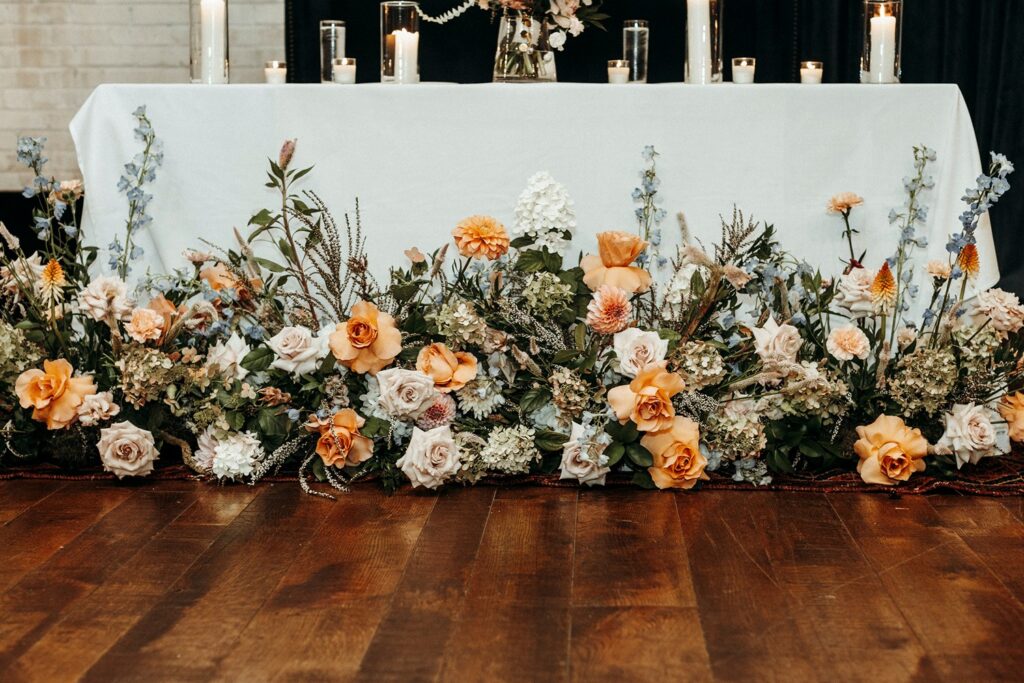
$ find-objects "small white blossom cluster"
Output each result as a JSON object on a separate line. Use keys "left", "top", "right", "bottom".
{"left": 513, "top": 172, "right": 576, "bottom": 254}
{"left": 457, "top": 374, "right": 506, "bottom": 419}
{"left": 478, "top": 424, "right": 539, "bottom": 474}
{"left": 195, "top": 428, "right": 265, "bottom": 481}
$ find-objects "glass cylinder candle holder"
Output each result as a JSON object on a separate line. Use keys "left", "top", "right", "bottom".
{"left": 608, "top": 60, "right": 630, "bottom": 84}
{"left": 320, "top": 20, "right": 346, "bottom": 83}
{"left": 189, "top": 0, "right": 229, "bottom": 84}
{"left": 333, "top": 57, "right": 357, "bottom": 84}
{"left": 264, "top": 60, "right": 287, "bottom": 84}
{"left": 731, "top": 57, "right": 755, "bottom": 84}
{"left": 684, "top": 0, "right": 723, "bottom": 84}
{"left": 381, "top": 1, "right": 420, "bottom": 84}
{"left": 622, "top": 19, "right": 649, "bottom": 83}
{"left": 800, "top": 60, "right": 823, "bottom": 84}
{"left": 861, "top": 0, "right": 902, "bottom": 84}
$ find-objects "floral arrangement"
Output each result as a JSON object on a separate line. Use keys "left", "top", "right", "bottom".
{"left": 421, "top": 1, "right": 607, "bottom": 49}
{"left": 2, "top": 109, "right": 1022, "bottom": 496}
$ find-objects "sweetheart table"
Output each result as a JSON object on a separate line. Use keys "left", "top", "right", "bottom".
{"left": 69, "top": 83, "right": 999, "bottom": 293}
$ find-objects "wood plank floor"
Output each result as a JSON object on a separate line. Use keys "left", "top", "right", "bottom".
{"left": 0, "top": 480, "right": 1021, "bottom": 682}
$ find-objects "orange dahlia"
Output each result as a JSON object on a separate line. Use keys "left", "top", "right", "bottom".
{"left": 452, "top": 215, "right": 509, "bottom": 260}
{"left": 956, "top": 243, "right": 980, "bottom": 280}
{"left": 586, "top": 285, "right": 632, "bottom": 334}
{"left": 870, "top": 261, "right": 897, "bottom": 312}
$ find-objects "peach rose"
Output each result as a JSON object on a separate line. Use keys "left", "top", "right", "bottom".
{"left": 416, "top": 343, "right": 478, "bottom": 393}
{"left": 998, "top": 392, "right": 1024, "bottom": 443}
{"left": 853, "top": 415, "right": 928, "bottom": 486}
{"left": 452, "top": 215, "right": 510, "bottom": 260}
{"left": 329, "top": 300, "right": 402, "bottom": 375}
{"left": 581, "top": 231, "right": 652, "bottom": 294}
{"left": 607, "top": 362, "right": 686, "bottom": 432}
{"left": 15, "top": 359, "right": 97, "bottom": 430}
{"left": 640, "top": 416, "right": 709, "bottom": 490}
{"left": 306, "top": 409, "right": 373, "bottom": 468}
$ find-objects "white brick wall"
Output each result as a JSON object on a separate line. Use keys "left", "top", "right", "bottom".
{"left": 0, "top": 0, "right": 284, "bottom": 190}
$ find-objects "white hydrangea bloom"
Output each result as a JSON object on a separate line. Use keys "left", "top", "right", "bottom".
{"left": 479, "top": 425, "right": 539, "bottom": 474}
{"left": 513, "top": 172, "right": 577, "bottom": 254}
{"left": 211, "top": 431, "right": 264, "bottom": 481}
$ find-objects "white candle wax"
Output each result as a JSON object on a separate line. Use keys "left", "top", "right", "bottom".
{"left": 869, "top": 7, "right": 897, "bottom": 83}
{"left": 264, "top": 67, "right": 286, "bottom": 84}
{"left": 392, "top": 29, "right": 419, "bottom": 84}
{"left": 333, "top": 63, "right": 356, "bottom": 84}
{"left": 733, "top": 65, "right": 755, "bottom": 84}
{"left": 800, "top": 66, "right": 823, "bottom": 84}
{"left": 686, "top": 0, "right": 712, "bottom": 84}
{"left": 200, "top": 0, "right": 227, "bottom": 84}
{"left": 608, "top": 66, "right": 629, "bottom": 84}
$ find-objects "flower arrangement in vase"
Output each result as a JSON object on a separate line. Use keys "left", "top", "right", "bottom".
{"left": 420, "top": 0, "right": 607, "bottom": 82}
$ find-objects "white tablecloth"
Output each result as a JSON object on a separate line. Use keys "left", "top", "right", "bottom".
{"left": 70, "top": 83, "right": 998, "bottom": 294}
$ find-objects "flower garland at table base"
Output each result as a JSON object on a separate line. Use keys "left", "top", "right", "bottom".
{"left": 1, "top": 109, "right": 1022, "bottom": 498}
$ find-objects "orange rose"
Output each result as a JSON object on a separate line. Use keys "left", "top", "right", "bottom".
{"left": 606, "top": 362, "right": 685, "bottom": 432}
{"left": 853, "top": 415, "right": 928, "bottom": 486}
{"left": 416, "top": 343, "right": 478, "bottom": 393}
{"left": 581, "top": 231, "right": 652, "bottom": 293}
{"left": 452, "top": 215, "right": 510, "bottom": 260}
{"left": 306, "top": 409, "right": 373, "bottom": 468}
{"left": 998, "top": 392, "right": 1024, "bottom": 442}
{"left": 15, "top": 359, "right": 97, "bottom": 430}
{"left": 329, "top": 300, "right": 402, "bottom": 374}
{"left": 641, "top": 416, "right": 709, "bottom": 490}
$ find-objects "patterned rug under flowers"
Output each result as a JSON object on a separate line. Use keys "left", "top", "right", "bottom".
{"left": 4, "top": 451, "right": 1023, "bottom": 496}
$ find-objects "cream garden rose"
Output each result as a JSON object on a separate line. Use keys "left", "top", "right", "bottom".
{"left": 834, "top": 267, "right": 876, "bottom": 318}
{"left": 206, "top": 332, "right": 251, "bottom": 381}
{"left": 375, "top": 368, "right": 439, "bottom": 419}
{"left": 97, "top": 421, "right": 159, "bottom": 479}
{"left": 826, "top": 324, "right": 870, "bottom": 362}
{"left": 934, "top": 403, "right": 999, "bottom": 468}
{"left": 266, "top": 325, "right": 330, "bottom": 377}
{"left": 78, "top": 276, "right": 133, "bottom": 322}
{"left": 76, "top": 391, "right": 121, "bottom": 427}
{"left": 612, "top": 327, "right": 669, "bottom": 378}
{"left": 973, "top": 288, "right": 1024, "bottom": 334}
{"left": 752, "top": 316, "right": 802, "bottom": 365}
{"left": 558, "top": 422, "right": 610, "bottom": 486}
{"left": 396, "top": 425, "right": 461, "bottom": 489}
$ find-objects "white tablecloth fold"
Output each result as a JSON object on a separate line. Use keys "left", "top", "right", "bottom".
{"left": 70, "top": 83, "right": 998, "bottom": 297}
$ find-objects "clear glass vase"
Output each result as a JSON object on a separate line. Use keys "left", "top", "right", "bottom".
{"left": 493, "top": 11, "right": 557, "bottom": 83}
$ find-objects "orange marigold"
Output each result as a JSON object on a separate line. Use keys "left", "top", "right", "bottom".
{"left": 452, "top": 215, "right": 509, "bottom": 260}
{"left": 870, "top": 261, "right": 897, "bottom": 312}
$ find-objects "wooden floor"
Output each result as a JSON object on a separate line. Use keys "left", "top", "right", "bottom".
{"left": 0, "top": 482, "right": 1022, "bottom": 683}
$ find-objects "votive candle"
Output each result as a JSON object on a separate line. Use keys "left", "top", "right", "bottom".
{"left": 264, "top": 60, "right": 286, "bottom": 84}
{"left": 732, "top": 57, "right": 755, "bottom": 84}
{"left": 333, "top": 57, "right": 357, "bottom": 84}
{"left": 800, "top": 61, "right": 823, "bottom": 84}
{"left": 608, "top": 59, "right": 630, "bottom": 84}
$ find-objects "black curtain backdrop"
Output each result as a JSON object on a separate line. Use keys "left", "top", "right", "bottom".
{"left": 285, "top": 0, "right": 1024, "bottom": 294}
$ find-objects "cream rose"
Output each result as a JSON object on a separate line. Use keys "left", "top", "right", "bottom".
{"left": 834, "top": 267, "right": 876, "bottom": 318}
{"left": 934, "top": 403, "right": 999, "bottom": 469}
{"left": 826, "top": 324, "right": 871, "bottom": 362}
{"left": 752, "top": 316, "right": 802, "bottom": 364}
{"left": 973, "top": 288, "right": 1024, "bottom": 334}
{"left": 396, "top": 426, "right": 461, "bottom": 489}
{"left": 612, "top": 327, "right": 669, "bottom": 378}
{"left": 558, "top": 422, "right": 610, "bottom": 486}
{"left": 206, "top": 333, "right": 251, "bottom": 381}
{"left": 76, "top": 391, "right": 121, "bottom": 427}
{"left": 376, "top": 368, "right": 439, "bottom": 419}
{"left": 266, "top": 325, "right": 330, "bottom": 377}
{"left": 97, "top": 421, "right": 158, "bottom": 479}
{"left": 78, "top": 276, "right": 133, "bottom": 322}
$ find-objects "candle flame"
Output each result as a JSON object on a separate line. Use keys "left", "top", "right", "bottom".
{"left": 877, "top": 3, "right": 889, "bottom": 18}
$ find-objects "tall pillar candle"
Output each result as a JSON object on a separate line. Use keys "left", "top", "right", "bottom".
{"left": 869, "top": 5, "right": 897, "bottom": 83}
{"left": 200, "top": 0, "right": 227, "bottom": 84}
{"left": 392, "top": 29, "right": 419, "bottom": 83}
{"left": 686, "top": 0, "right": 712, "bottom": 84}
